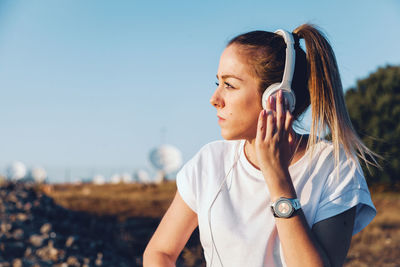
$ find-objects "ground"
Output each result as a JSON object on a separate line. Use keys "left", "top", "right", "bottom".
{"left": 42, "top": 181, "right": 399, "bottom": 266}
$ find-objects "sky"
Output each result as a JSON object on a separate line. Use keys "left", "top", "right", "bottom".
{"left": 0, "top": 0, "right": 399, "bottom": 183}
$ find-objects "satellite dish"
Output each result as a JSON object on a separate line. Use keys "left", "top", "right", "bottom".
{"left": 30, "top": 167, "right": 47, "bottom": 183}
{"left": 134, "top": 169, "right": 150, "bottom": 183}
{"left": 92, "top": 174, "right": 105, "bottom": 185}
{"left": 149, "top": 144, "right": 182, "bottom": 174}
{"left": 110, "top": 174, "right": 121, "bottom": 184}
{"left": 121, "top": 173, "right": 132, "bottom": 183}
{"left": 6, "top": 161, "right": 27, "bottom": 180}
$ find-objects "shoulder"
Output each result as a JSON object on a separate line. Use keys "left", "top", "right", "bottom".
{"left": 198, "top": 139, "right": 241, "bottom": 157}
{"left": 306, "top": 139, "right": 360, "bottom": 172}
{"left": 178, "top": 139, "right": 242, "bottom": 180}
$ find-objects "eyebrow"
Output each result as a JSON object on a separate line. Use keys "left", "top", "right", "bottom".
{"left": 216, "top": 74, "right": 244, "bottom": 81}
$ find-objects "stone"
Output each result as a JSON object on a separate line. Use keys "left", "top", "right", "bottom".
{"left": 65, "top": 236, "right": 74, "bottom": 247}
{"left": 66, "top": 256, "right": 80, "bottom": 266}
{"left": 24, "top": 247, "right": 32, "bottom": 257}
{"left": 11, "top": 259, "right": 22, "bottom": 267}
{"left": 35, "top": 241, "right": 59, "bottom": 262}
{"left": 1, "top": 223, "right": 12, "bottom": 233}
{"left": 40, "top": 223, "right": 52, "bottom": 234}
{"left": 16, "top": 213, "right": 28, "bottom": 222}
{"left": 29, "top": 235, "right": 44, "bottom": 247}
{"left": 12, "top": 229, "right": 24, "bottom": 240}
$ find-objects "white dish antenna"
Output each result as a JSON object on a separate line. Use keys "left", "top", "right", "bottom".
{"left": 92, "top": 174, "right": 105, "bottom": 185}
{"left": 6, "top": 161, "right": 27, "bottom": 180}
{"left": 121, "top": 173, "right": 132, "bottom": 183}
{"left": 134, "top": 169, "right": 151, "bottom": 183}
{"left": 30, "top": 167, "right": 47, "bottom": 183}
{"left": 110, "top": 173, "right": 121, "bottom": 184}
{"left": 149, "top": 144, "right": 182, "bottom": 174}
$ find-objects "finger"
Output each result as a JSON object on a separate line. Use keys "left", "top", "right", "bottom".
{"left": 256, "top": 110, "right": 267, "bottom": 141}
{"left": 265, "top": 110, "right": 275, "bottom": 140}
{"left": 276, "top": 90, "right": 285, "bottom": 136}
{"left": 284, "top": 98, "right": 289, "bottom": 112}
{"left": 284, "top": 110, "right": 294, "bottom": 138}
{"left": 266, "top": 95, "right": 272, "bottom": 111}
{"left": 270, "top": 94, "right": 276, "bottom": 112}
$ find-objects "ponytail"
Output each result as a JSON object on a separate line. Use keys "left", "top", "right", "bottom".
{"left": 293, "top": 24, "right": 380, "bottom": 169}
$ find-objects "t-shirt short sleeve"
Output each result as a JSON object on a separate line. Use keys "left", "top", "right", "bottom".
{"left": 176, "top": 152, "right": 199, "bottom": 214}
{"left": 314, "top": 155, "right": 376, "bottom": 235}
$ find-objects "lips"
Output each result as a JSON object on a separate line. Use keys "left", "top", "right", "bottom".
{"left": 217, "top": 115, "right": 225, "bottom": 124}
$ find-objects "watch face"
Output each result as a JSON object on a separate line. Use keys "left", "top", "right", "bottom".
{"left": 275, "top": 199, "right": 294, "bottom": 218}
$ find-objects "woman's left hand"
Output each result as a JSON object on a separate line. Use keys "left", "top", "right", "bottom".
{"left": 255, "top": 90, "right": 296, "bottom": 178}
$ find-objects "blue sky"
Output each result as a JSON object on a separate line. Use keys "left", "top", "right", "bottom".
{"left": 0, "top": 0, "right": 399, "bottom": 182}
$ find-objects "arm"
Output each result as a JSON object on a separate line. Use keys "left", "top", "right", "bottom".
{"left": 312, "top": 207, "right": 356, "bottom": 267}
{"left": 143, "top": 191, "right": 198, "bottom": 267}
{"left": 266, "top": 170, "right": 356, "bottom": 267}
{"left": 255, "top": 91, "right": 356, "bottom": 266}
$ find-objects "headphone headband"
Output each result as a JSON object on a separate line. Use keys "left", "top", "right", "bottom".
{"left": 261, "top": 29, "right": 296, "bottom": 112}
{"left": 274, "top": 29, "right": 296, "bottom": 90}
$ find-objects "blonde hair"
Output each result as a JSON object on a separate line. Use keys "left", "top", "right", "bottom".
{"left": 228, "top": 24, "right": 380, "bottom": 170}
{"left": 293, "top": 24, "right": 379, "bottom": 169}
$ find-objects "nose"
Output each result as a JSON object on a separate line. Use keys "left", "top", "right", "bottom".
{"left": 210, "top": 87, "right": 224, "bottom": 109}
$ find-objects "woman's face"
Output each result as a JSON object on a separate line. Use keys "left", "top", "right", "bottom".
{"left": 211, "top": 44, "right": 263, "bottom": 140}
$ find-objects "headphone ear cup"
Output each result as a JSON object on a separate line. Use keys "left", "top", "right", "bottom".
{"left": 262, "top": 83, "right": 280, "bottom": 109}
{"left": 262, "top": 85, "right": 296, "bottom": 113}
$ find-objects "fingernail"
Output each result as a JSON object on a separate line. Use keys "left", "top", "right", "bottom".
{"left": 269, "top": 95, "right": 273, "bottom": 104}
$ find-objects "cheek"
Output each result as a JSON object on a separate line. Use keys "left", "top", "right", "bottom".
{"left": 231, "top": 98, "right": 262, "bottom": 128}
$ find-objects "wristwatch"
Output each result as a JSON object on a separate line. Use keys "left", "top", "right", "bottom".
{"left": 270, "top": 197, "right": 301, "bottom": 218}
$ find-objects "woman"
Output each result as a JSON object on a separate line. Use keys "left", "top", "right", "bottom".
{"left": 143, "top": 24, "right": 377, "bottom": 267}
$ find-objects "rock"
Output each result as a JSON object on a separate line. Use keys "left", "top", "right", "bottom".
{"left": 24, "top": 247, "right": 32, "bottom": 257}
{"left": 0, "top": 223, "right": 12, "bottom": 233}
{"left": 66, "top": 256, "right": 80, "bottom": 266}
{"left": 11, "top": 259, "right": 22, "bottom": 267}
{"left": 29, "top": 234, "right": 44, "bottom": 247}
{"left": 23, "top": 202, "right": 32, "bottom": 211}
{"left": 40, "top": 223, "right": 52, "bottom": 234}
{"left": 65, "top": 236, "right": 74, "bottom": 247}
{"left": 0, "top": 181, "right": 148, "bottom": 266}
{"left": 95, "top": 252, "right": 103, "bottom": 266}
{"left": 35, "top": 240, "right": 58, "bottom": 261}
{"left": 16, "top": 213, "right": 28, "bottom": 222}
{"left": 12, "top": 229, "right": 24, "bottom": 240}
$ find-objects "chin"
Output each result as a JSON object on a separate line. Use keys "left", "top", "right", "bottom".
{"left": 220, "top": 130, "right": 242, "bottom": 141}
{"left": 220, "top": 127, "right": 255, "bottom": 141}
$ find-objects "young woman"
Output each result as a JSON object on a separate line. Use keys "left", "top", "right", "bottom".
{"left": 143, "top": 24, "right": 377, "bottom": 267}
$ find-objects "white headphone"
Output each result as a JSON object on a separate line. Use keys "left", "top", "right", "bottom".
{"left": 261, "top": 29, "right": 296, "bottom": 112}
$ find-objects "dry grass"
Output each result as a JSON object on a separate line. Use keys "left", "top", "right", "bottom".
{"left": 41, "top": 182, "right": 400, "bottom": 266}
{"left": 42, "top": 182, "right": 177, "bottom": 221}
{"left": 345, "top": 190, "right": 400, "bottom": 266}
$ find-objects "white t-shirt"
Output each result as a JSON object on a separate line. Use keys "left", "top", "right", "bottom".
{"left": 176, "top": 139, "right": 376, "bottom": 267}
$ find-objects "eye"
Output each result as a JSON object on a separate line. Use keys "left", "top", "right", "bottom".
{"left": 215, "top": 81, "right": 219, "bottom": 86}
{"left": 224, "top": 82, "right": 235, "bottom": 89}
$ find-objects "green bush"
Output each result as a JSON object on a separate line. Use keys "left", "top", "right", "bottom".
{"left": 345, "top": 65, "right": 400, "bottom": 185}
